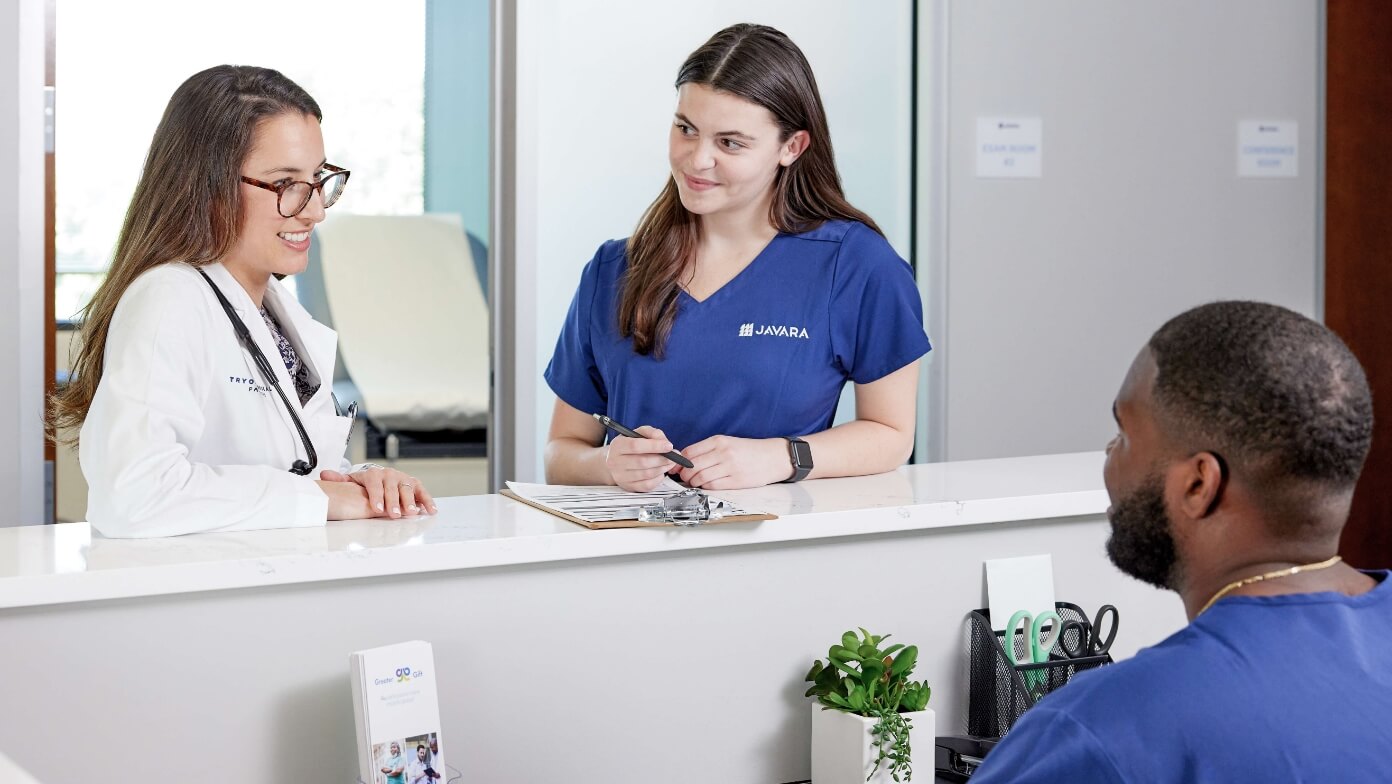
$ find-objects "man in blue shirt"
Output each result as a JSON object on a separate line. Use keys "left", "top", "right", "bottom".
{"left": 973, "top": 301, "right": 1390, "bottom": 783}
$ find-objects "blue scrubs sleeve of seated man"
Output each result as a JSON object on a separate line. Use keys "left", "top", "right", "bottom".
{"left": 828, "top": 223, "right": 932, "bottom": 384}
{"left": 544, "top": 241, "right": 618, "bottom": 417}
{"left": 967, "top": 706, "right": 1126, "bottom": 784}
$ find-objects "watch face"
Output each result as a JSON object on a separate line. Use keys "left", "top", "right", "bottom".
{"left": 791, "top": 440, "right": 813, "bottom": 467}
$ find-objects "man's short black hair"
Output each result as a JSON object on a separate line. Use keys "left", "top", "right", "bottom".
{"left": 1148, "top": 301, "right": 1373, "bottom": 494}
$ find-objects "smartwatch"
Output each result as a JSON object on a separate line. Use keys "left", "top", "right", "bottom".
{"left": 783, "top": 437, "right": 813, "bottom": 483}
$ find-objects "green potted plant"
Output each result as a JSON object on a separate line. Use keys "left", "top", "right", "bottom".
{"left": 805, "top": 628, "right": 934, "bottom": 783}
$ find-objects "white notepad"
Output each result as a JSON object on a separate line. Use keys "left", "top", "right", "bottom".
{"left": 985, "top": 554, "right": 1057, "bottom": 632}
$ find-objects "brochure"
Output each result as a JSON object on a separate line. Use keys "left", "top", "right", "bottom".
{"left": 349, "top": 640, "right": 448, "bottom": 784}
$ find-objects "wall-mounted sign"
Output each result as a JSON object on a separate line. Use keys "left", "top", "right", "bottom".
{"left": 977, "top": 117, "right": 1042, "bottom": 178}
{"left": 1238, "top": 120, "right": 1298, "bottom": 177}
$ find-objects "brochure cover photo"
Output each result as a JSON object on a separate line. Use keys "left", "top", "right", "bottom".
{"left": 371, "top": 733, "right": 445, "bottom": 784}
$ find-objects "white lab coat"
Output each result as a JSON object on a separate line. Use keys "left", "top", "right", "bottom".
{"left": 80, "top": 262, "right": 353, "bottom": 538}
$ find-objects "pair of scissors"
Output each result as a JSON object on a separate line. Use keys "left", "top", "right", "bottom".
{"left": 1004, "top": 610, "right": 1061, "bottom": 697}
{"left": 1059, "top": 604, "right": 1119, "bottom": 659}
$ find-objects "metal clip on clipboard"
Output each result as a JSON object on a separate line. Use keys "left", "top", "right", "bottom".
{"left": 635, "top": 488, "right": 732, "bottom": 526}
{"left": 500, "top": 480, "right": 775, "bottom": 529}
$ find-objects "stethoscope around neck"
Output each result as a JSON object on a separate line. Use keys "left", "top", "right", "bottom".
{"left": 198, "top": 268, "right": 318, "bottom": 475}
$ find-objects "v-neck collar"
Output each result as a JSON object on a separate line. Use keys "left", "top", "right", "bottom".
{"left": 678, "top": 233, "right": 783, "bottom": 306}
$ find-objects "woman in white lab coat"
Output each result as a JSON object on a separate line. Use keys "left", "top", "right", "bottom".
{"left": 49, "top": 65, "right": 436, "bottom": 537}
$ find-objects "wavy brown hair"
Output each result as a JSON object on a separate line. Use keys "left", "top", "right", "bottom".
{"left": 48, "top": 65, "right": 321, "bottom": 443}
{"left": 621, "top": 23, "right": 882, "bottom": 357}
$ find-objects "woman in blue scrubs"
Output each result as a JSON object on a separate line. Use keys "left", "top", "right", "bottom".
{"left": 545, "top": 24, "right": 932, "bottom": 492}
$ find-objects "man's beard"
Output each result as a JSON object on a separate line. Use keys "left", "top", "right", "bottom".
{"left": 1106, "top": 475, "right": 1180, "bottom": 590}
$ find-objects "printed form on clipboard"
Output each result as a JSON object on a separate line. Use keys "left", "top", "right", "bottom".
{"left": 502, "top": 478, "right": 777, "bottom": 529}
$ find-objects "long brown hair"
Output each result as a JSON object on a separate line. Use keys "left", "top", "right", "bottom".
{"left": 49, "top": 65, "right": 321, "bottom": 443}
{"left": 621, "top": 24, "right": 881, "bottom": 357}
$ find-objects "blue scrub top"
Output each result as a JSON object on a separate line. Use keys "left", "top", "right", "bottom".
{"left": 544, "top": 220, "right": 931, "bottom": 450}
{"left": 971, "top": 571, "right": 1392, "bottom": 784}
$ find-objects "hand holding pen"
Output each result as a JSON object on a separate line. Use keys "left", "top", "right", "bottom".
{"left": 594, "top": 414, "right": 694, "bottom": 493}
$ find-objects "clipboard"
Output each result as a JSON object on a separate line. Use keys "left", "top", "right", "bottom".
{"left": 500, "top": 481, "right": 776, "bottom": 530}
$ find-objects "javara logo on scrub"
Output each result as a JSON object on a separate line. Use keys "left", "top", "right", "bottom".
{"left": 738, "top": 322, "right": 809, "bottom": 339}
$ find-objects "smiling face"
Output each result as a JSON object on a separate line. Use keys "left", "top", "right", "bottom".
{"left": 222, "top": 111, "right": 328, "bottom": 284}
{"left": 668, "top": 82, "right": 806, "bottom": 225}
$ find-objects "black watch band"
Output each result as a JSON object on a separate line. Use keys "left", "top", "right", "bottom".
{"left": 783, "top": 437, "right": 813, "bottom": 483}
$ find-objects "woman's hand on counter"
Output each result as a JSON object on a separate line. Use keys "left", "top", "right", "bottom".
{"left": 677, "top": 435, "right": 791, "bottom": 490}
{"left": 315, "top": 479, "right": 373, "bottom": 520}
{"left": 605, "top": 426, "right": 681, "bottom": 492}
{"left": 319, "top": 466, "right": 438, "bottom": 519}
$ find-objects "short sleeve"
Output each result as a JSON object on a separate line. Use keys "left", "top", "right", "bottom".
{"left": 828, "top": 224, "right": 932, "bottom": 384}
{"left": 969, "top": 707, "right": 1127, "bottom": 784}
{"left": 544, "top": 245, "right": 610, "bottom": 415}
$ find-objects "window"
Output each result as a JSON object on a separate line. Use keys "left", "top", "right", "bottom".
{"left": 55, "top": 0, "right": 426, "bottom": 320}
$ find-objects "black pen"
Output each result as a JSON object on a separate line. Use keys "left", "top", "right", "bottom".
{"left": 592, "top": 413, "right": 695, "bottom": 469}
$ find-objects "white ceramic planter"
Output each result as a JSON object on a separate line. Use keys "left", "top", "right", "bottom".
{"left": 811, "top": 704, "right": 936, "bottom": 783}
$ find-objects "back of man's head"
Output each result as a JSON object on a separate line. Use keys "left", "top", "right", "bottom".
{"left": 1147, "top": 301, "right": 1373, "bottom": 528}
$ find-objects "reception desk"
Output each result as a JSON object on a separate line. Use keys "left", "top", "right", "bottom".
{"left": 0, "top": 452, "right": 1186, "bottom": 783}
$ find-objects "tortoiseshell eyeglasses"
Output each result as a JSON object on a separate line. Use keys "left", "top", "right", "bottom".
{"left": 240, "top": 163, "right": 351, "bottom": 218}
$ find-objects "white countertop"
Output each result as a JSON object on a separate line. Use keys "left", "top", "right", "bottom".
{"left": 0, "top": 452, "right": 1108, "bottom": 610}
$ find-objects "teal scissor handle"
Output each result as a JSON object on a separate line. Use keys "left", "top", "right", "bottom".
{"left": 1005, "top": 610, "right": 1062, "bottom": 697}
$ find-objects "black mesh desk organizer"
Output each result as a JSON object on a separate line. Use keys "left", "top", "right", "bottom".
{"left": 967, "top": 602, "right": 1113, "bottom": 738}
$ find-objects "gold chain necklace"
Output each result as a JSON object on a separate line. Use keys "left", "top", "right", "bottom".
{"left": 1197, "top": 555, "right": 1343, "bottom": 615}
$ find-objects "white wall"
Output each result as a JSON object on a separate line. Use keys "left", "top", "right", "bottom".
{"left": 919, "top": 0, "right": 1322, "bottom": 461}
{"left": 0, "top": 0, "right": 46, "bottom": 526}
{"left": 504, "top": 0, "right": 914, "bottom": 483}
